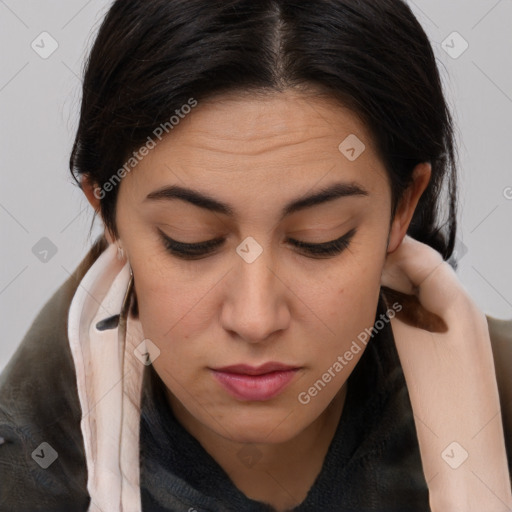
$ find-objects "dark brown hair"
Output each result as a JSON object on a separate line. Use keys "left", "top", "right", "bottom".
{"left": 70, "top": 0, "right": 458, "bottom": 261}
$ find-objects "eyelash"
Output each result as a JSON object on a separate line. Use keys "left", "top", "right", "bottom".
{"left": 159, "top": 228, "right": 357, "bottom": 260}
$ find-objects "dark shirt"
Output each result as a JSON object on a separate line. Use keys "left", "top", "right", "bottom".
{"left": 139, "top": 295, "right": 431, "bottom": 512}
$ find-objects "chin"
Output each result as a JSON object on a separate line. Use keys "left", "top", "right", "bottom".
{"left": 212, "top": 406, "right": 306, "bottom": 445}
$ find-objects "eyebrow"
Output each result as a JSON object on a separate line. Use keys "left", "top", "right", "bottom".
{"left": 145, "top": 181, "right": 369, "bottom": 221}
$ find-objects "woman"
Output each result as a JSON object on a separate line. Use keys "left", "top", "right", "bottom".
{"left": 0, "top": 0, "right": 511, "bottom": 510}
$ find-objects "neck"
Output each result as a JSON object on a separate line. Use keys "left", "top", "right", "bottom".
{"left": 167, "top": 384, "right": 347, "bottom": 510}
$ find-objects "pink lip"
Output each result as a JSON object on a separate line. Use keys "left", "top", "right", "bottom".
{"left": 211, "top": 363, "right": 300, "bottom": 401}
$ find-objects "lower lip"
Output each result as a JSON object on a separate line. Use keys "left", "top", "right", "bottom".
{"left": 211, "top": 369, "right": 299, "bottom": 401}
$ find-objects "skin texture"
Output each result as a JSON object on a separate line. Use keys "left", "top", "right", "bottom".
{"left": 82, "top": 89, "right": 430, "bottom": 510}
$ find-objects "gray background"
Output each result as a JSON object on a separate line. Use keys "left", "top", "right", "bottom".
{"left": 1, "top": 0, "right": 511, "bottom": 373}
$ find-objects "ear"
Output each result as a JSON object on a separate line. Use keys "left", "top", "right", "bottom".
{"left": 387, "top": 162, "right": 431, "bottom": 254}
{"left": 81, "top": 174, "right": 115, "bottom": 244}
{"left": 81, "top": 174, "right": 101, "bottom": 212}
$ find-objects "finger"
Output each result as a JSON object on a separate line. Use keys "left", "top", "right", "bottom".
{"left": 381, "top": 235, "right": 443, "bottom": 289}
{"left": 381, "top": 235, "right": 467, "bottom": 319}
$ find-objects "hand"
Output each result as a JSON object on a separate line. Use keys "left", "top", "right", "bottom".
{"left": 381, "top": 235, "right": 512, "bottom": 511}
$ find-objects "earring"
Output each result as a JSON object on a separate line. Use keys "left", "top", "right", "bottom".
{"left": 116, "top": 241, "right": 132, "bottom": 275}
{"left": 117, "top": 243, "right": 124, "bottom": 261}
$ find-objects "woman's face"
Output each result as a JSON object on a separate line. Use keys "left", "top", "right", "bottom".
{"left": 115, "top": 89, "right": 401, "bottom": 444}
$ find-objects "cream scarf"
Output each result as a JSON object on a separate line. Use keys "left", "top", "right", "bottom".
{"left": 67, "top": 242, "right": 144, "bottom": 512}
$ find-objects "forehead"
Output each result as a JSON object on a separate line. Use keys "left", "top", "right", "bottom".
{"left": 127, "top": 89, "right": 388, "bottom": 199}
{"left": 170, "top": 90, "right": 373, "bottom": 157}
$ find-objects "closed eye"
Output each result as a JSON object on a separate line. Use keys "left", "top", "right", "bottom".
{"left": 158, "top": 228, "right": 357, "bottom": 260}
{"left": 288, "top": 228, "right": 357, "bottom": 258}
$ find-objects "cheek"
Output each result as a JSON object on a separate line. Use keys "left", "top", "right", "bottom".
{"left": 293, "top": 259, "right": 383, "bottom": 409}
{"left": 135, "top": 270, "right": 212, "bottom": 342}
{"left": 132, "top": 257, "right": 230, "bottom": 393}
{"left": 301, "top": 262, "right": 382, "bottom": 381}
{"left": 311, "top": 257, "right": 384, "bottom": 335}
{"left": 136, "top": 279, "right": 215, "bottom": 404}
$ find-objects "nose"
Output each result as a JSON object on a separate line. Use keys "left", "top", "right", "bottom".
{"left": 220, "top": 244, "right": 290, "bottom": 344}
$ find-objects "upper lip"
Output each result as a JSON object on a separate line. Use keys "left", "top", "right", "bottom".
{"left": 212, "top": 362, "right": 300, "bottom": 376}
